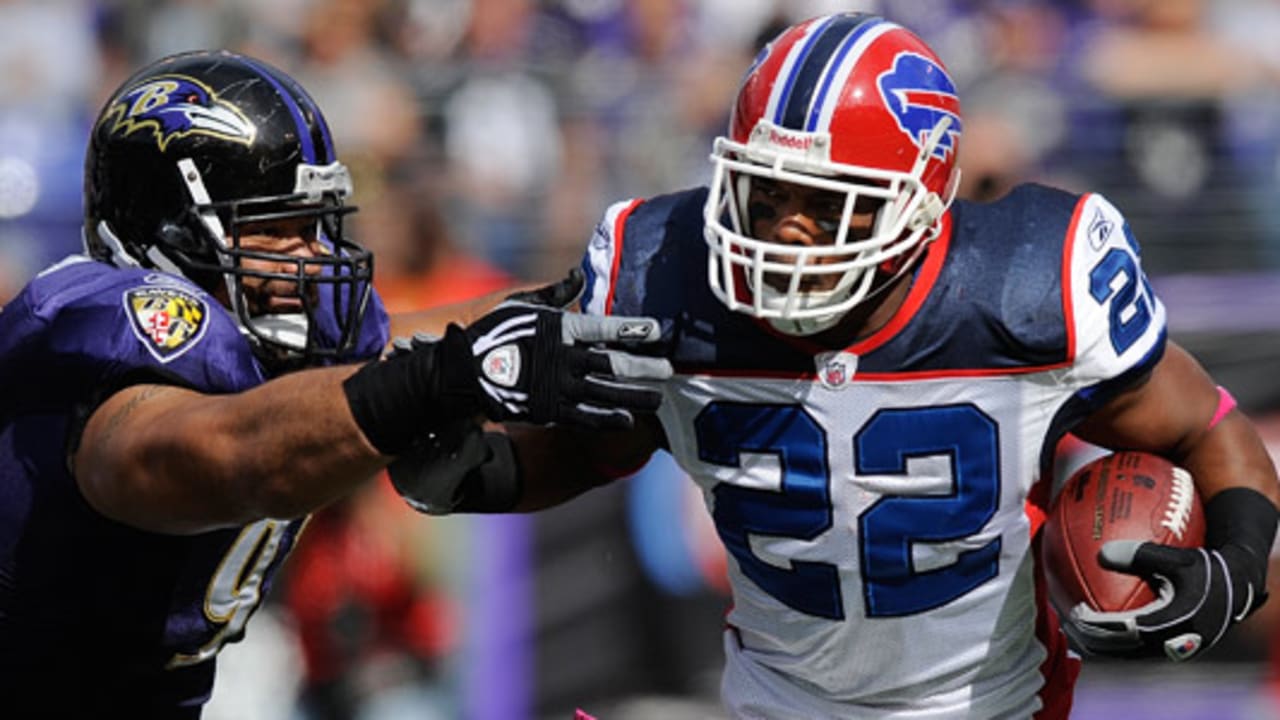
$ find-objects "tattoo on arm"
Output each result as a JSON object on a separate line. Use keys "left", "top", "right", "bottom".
{"left": 97, "top": 385, "right": 171, "bottom": 450}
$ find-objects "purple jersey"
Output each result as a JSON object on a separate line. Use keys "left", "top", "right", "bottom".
{"left": 0, "top": 256, "right": 388, "bottom": 715}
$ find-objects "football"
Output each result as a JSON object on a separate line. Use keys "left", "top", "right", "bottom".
{"left": 1042, "top": 451, "right": 1205, "bottom": 614}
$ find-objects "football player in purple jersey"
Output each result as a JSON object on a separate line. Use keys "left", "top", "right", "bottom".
{"left": 405, "top": 13, "right": 1280, "bottom": 718}
{"left": 0, "top": 50, "right": 669, "bottom": 716}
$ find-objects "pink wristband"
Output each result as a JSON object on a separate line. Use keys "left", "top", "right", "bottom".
{"left": 1208, "top": 386, "right": 1237, "bottom": 430}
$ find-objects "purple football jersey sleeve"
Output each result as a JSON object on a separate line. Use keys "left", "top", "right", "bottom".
{"left": 0, "top": 256, "right": 384, "bottom": 712}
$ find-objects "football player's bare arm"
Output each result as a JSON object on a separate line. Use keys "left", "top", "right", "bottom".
{"left": 508, "top": 414, "right": 664, "bottom": 511}
{"left": 74, "top": 365, "right": 384, "bottom": 535}
{"left": 1071, "top": 341, "right": 1280, "bottom": 507}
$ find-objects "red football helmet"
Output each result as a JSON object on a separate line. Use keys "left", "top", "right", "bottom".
{"left": 704, "top": 13, "right": 962, "bottom": 335}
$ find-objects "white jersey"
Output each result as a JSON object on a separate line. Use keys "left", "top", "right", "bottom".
{"left": 580, "top": 184, "right": 1166, "bottom": 719}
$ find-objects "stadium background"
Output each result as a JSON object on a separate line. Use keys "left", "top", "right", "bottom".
{"left": 2, "top": 0, "right": 1280, "bottom": 718}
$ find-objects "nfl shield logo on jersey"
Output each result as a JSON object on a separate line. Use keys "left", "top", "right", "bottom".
{"left": 816, "top": 351, "right": 858, "bottom": 390}
{"left": 124, "top": 285, "right": 209, "bottom": 363}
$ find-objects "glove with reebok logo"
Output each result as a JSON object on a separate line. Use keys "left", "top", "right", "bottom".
{"left": 343, "top": 268, "right": 672, "bottom": 455}
{"left": 425, "top": 302, "right": 670, "bottom": 427}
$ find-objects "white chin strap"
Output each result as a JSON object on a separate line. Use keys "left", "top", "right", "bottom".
{"left": 245, "top": 313, "right": 309, "bottom": 351}
{"left": 766, "top": 314, "right": 842, "bottom": 337}
{"left": 755, "top": 277, "right": 866, "bottom": 336}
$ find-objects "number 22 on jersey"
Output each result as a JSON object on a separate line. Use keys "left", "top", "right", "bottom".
{"left": 696, "top": 402, "right": 1001, "bottom": 620}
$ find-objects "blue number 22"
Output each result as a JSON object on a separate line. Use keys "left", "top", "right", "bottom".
{"left": 695, "top": 402, "right": 1000, "bottom": 620}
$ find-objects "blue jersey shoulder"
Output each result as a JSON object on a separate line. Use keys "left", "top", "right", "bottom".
{"left": 601, "top": 183, "right": 1082, "bottom": 374}
{"left": 866, "top": 183, "right": 1082, "bottom": 373}
{"left": 604, "top": 188, "right": 821, "bottom": 371}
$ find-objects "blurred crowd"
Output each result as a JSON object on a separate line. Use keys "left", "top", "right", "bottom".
{"left": 5, "top": 1, "right": 1280, "bottom": 719}
{"left": 5, "top": 0, "right": 1280, "bottom": 305}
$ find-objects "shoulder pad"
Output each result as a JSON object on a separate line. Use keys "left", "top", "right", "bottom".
{"left": 1061, "top": 192, "right": 1167, "bottom": 387}
{"left": 0, "top": 260, "right": 264, "bottom": 407}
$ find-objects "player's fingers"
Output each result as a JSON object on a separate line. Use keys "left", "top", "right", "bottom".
{"left": 581, "top": 376, "right": 664, "bottom": 413}
{"left": 1102, "top": 541, "right": 1200, "bottom": 579}
{"left": 1070, "top": 600, "right": 1140, "bottom": 629}
{"left": 577, "top": 347, "right": 672, "bottom": 382}
{"left": 387, "top": 331, "right": 441, "bottom": 358}
{"left": 600, "top": 349, "right": 673, "bottom": 380}
{"left": 1097, "top": 539, "right": 1145, "bottom": 571}
{"left": 1066, "top": 603, "right": 1144, "bottom": 654}
{"left": 560, "top": 403, "right": 635, "bottom": 430}
{"left": 561, "top": 313, "right": 662, "bottom": 345}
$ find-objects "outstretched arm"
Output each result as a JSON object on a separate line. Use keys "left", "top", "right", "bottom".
{"left": 75, "top": 366, "right": 383, "bottom": 535}
{"left": 75, "top": 288, "right": 671, "bottom": 534}
{"left": 383, "top": 398, "right": 667, "bottom": 516}
{"left": 381, "top": 269, "right": 671, "bottom": 515}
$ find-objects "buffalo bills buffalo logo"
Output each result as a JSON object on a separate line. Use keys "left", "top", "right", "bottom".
{"left": 877, "top": 53, "right": 962, "bottom": 160}
{"left": 100, "top": 74, "right": 256, "bottom": 151}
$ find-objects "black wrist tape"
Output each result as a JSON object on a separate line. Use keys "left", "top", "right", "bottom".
{"left": 342, "top": 327, "right": 479, "bottom": 455}
{"left": 1206, "top": 487, "right": 1278, "bottom": 566}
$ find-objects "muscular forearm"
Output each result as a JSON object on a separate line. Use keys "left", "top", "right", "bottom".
{"left": 200, "top": 365, "right": 388, "bottom": 518}
{"left": 1074, "top": 343, "right": 1280, "bottom": 507}
{"left": 77, "top": 365, "right": 386, "bottom": 534}
{"left": 1176, "top": 411, "right": 1280, "bottom": 508}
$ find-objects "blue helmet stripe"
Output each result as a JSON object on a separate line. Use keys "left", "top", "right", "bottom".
{"left": 772, "top": 15, "right": 838, "bottom": 127}
{"left": 777, "top": 14, "right": 870, "bottom": 130}
{"left": 240, "top": 56, "right": 318, "bottom": 163}
{"left": 805, "top": 18, "right": 883, "bottom": 131}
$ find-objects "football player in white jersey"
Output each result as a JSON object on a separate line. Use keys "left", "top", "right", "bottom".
{"left": 392, "top": 13, "right": 1280, "bottom": 719}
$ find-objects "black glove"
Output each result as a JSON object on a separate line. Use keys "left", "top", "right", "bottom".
{"left": 345, "top": 269, "right": 671, "bottom": 455}
{"left": 384, "top": 268, "right": 650, "bottom": 514}
{"left": 1064, "top": 487, "right": 1276, "bottom": 661}
{"left": 428, "top": 296, "right": 670, "bottom": 427}
{"left": 388, "top": 425, "right": 521, "bottom": 515}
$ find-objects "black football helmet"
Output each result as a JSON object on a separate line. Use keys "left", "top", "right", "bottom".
{"left": 83, "top": 49, "right": 373, "bottom": 363}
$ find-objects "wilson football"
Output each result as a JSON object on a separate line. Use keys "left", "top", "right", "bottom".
{"left": 1042, "top": 451, "right": 1204, "bottom": 614}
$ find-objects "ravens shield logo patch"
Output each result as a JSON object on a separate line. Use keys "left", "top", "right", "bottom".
{"left": 124, "top": 285, "right": 210, "bottom": 362}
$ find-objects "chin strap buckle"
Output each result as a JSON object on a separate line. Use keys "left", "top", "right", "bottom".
{"left": 909, "top": 193, "right": 945, "bottom": 231}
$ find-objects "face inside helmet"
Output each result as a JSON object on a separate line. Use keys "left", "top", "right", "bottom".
{"left": 83, "top": 51, "right": 373, "bottom": 365}
{"left": 702, "top": 14, "right": 961, "bottom": 337}
{"left": 170, "top": 157, "right": 371, "bottom": 362}
{"left": 704, "top": 119, "right": 954, "bottom": 336}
